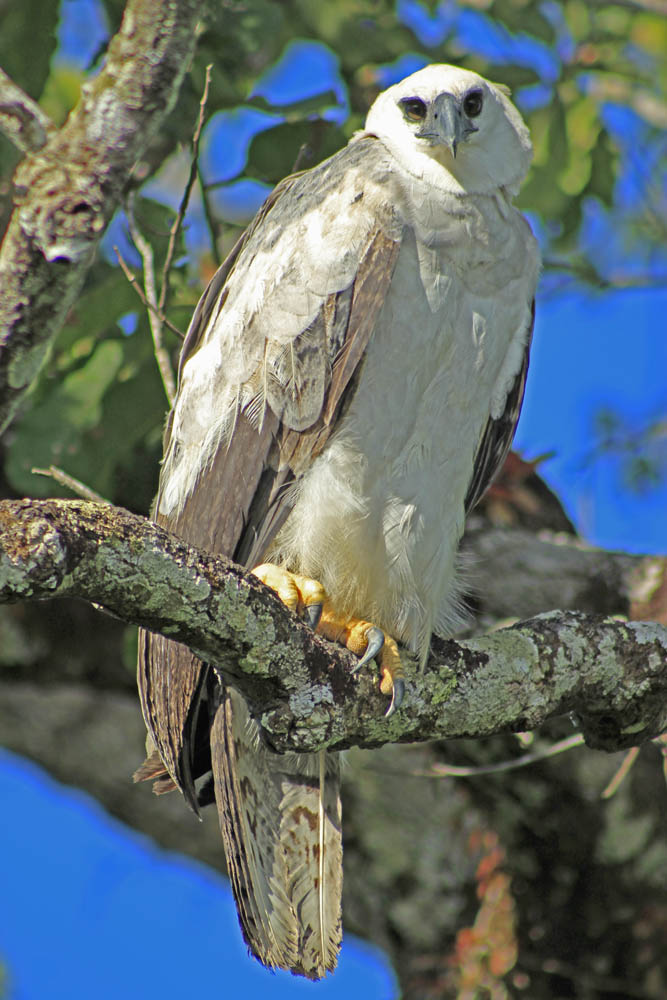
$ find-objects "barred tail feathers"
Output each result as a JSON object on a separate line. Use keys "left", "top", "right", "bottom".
{"left": 210, "top": 688, "right": 342, "bottom": 979}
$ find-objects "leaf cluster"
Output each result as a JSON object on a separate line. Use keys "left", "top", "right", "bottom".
{"left": 1, "top": 0, "right": 664, "bottom": 509}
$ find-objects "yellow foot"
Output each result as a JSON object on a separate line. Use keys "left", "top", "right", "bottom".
{"left": 251, "top": 564, "right": 405, "bottom": 717}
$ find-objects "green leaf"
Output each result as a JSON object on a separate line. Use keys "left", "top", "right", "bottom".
{"left": 40, "top": 66, "right": 84, "bottom": 126}
{"left": 66, "top": 353, "right": 168, "bottom": 504}
{"left": 246, "top": 120, "right": 347, "bottom": 182}
{"left": 0, "top": 0, "right": 58, "bottom": 99}
{"left": 56, "top": 271, "right": 140, "bottom": 364}
{"left": 6, "top": 340, "right": 125, "bottom": 497}
{"left": 588, "top": 129, "right": 617, "bottom": 207}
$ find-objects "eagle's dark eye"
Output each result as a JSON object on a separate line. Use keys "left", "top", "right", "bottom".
{"left": 399, "top": 97, "right": 427, "bottom": 122}
{"left": 463, "top": 89, "right": 484, "bottom": 118}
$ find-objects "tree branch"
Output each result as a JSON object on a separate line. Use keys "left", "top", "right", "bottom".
{"left": 463, "top": 523, "right": 667, "bottom": 623}
{"left": 1, "top": 498, "right": 665, "bottom": 756}
{"left": 0, "top": 0, "right": 203, "bottom": 434}
{"left": 0, "top": 68, "right": 54, "bottom": 153}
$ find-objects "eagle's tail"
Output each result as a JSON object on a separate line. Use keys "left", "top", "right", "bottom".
{"left": 210, "top": 687, "right": 342, "bottom": 979}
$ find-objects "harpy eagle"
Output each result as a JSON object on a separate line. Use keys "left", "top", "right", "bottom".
{"left": 136, "top": 64, "right": 540, "bottom": 979}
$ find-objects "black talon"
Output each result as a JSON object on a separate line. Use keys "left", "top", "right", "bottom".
{"left": 384, "top": 677, "right": 405, "bottom": 718}
{"left": 304, "top": 602, "right": 323, "bottom": 630}
{"left": 352, "top": 626, "right": 385, "bottom": 672}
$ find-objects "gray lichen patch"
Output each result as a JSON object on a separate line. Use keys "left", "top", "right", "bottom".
{"left": 219, "top": 579, "right": 277, "bottom": 646}
{"left": 77, "top": 540, "right": 211, "bottom": 627}
{"left": 473, "top": 626, "right": 536, "bottom": 670}
{"left": 0, "top": 514, "right": 67, "bottom": 596}
{"left": 286, "top": 685, "right": 337, "bottom": 749}
{"left": 419, "top": 665, "right": 457, "bottom": 708}
{"left": 628, "top": 619, "right": 667, "bottom": 649}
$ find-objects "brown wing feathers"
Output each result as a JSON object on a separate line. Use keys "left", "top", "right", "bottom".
{"left": 136, "top": 157, "right": 403, "bottom": 976}
{"left": 464, "top": 301, "right": 535, "bottom": 515}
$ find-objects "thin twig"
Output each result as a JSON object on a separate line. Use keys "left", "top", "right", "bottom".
{"left": 412, "top": 734, "right": 586, "bottom": 779}
{"left": 197, "top": 163, "right": 222, "bottom": 267}
{"left": 291, "top": 142, "right": 312, "bottom": 173}
{"left": 31, "top": 466, "right": 109, "bottom": 503}
{"left": 599, "top": 737, "right": 667, "bottom": 800}
{"left": 114, "top": 246, "right": 185, "bottom": 339}
{"left": 158, "top": 63, "right": 213, "bottom": 314}
{"left": 600, "top": 746, "right": 640, "bottom": 798}
{"left": 541, "top": 257, "right": 667, "bottom": 294}
{"left": 127, "top": 196, "right": 177, "bottom": 405}
{"left": 520, "top": 951, "right": 659, "bottom": 1000}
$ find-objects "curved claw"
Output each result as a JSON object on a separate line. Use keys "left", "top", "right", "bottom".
{"left": 304, "top": 602, "right": 323, "bottom": 630}
{"left": 384, "top": 677, "right": 405, "bottom": 718}
{"left": 351, "top": 626, "right": 385, "bottom": 673}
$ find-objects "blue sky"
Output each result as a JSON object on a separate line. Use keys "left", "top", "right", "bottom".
{"left": 516, "top": 285, "right": 667, "bottom": 551}
{"left": 2, "top": 2, "right": 666, "bottom": 998}
{"left": 0, "top": 751, "right": 397, "bottom": 1000}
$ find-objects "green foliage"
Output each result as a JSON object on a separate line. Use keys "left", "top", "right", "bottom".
{"left": 192, "top": 0, "right": 665, "bottom": 273}
{"left": 0, "top": 0, "right": 58, "bottom": 101}
{"left": 246, "top": 120, "right": 348, "bottom": 184}
{"left": 1, "top": 0, "right": 664, "bottom": 510}
{"left": 7, "top": 274, "right": 168, "bottom": 510}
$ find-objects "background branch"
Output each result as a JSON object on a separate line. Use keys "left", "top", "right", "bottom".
{"left": 0, "top": 68, "right": 54, "bottom": 154}
{"left": 463, "top": 523, "right": 667, "bottom": 623}
{"left": 0, "top": 0, "right": 202, "bottom": 433}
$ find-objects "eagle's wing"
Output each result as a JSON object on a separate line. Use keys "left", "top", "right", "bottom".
{"left": 138, "top": 140, "right": 402, "bottom": 800}
{"left": 136, "top": 137, "right": 403, "bottom": 977}
{"left": 464, "top": 301, "right": 534, "bottom": 515}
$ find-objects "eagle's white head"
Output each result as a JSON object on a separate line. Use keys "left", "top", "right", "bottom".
{"left": 363, "top": 64, "right": 533, "bottom": 197}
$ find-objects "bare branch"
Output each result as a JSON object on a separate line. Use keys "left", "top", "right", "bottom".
{"left": 31, "top": 465, "right": 109, "bottom": 503}
{"left": 0, "top": 68, "right": 54, "bottom": 153}
{"left": 0, "top": 0, "right": 203, "bottom": 434}
{"left": 127, "top": 201, "right": 176, "bottom": 404}
{"left": 414, "top": 734, "right": 586, "bottom": 778}
{"left": 1, "top": 498, "right": 665, "bottom": 757}
{"left": 158, "top": 63, "right": 212, "bottom": 315}
{"left": 114, "top": 246, "right": 185, "bottom": 339}
{"left": 600, "top": 746, "right": 640, "bottom": 798}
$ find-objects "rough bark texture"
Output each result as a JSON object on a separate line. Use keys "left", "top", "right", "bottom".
{"left": 1, "top": 494, "right": 666, "bottom": 999}
{"left": 0, "top": 68, "right": 55, "bottom": 154}
{"left": 2, "top": 498, "right": 665, "bottom": 757}
{"left": 0, "top": 0, "right": 202, "bottom": 433}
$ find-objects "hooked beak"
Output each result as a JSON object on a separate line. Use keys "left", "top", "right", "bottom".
{"left": 418, "top": 92, "right": 478, "bottom": 158}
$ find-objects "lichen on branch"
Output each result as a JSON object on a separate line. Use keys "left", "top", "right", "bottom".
{"left": 1, "top": 498, "right": 665, "bottom": 756}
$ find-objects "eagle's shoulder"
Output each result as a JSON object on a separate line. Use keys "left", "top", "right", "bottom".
{"left": 158, "top": 136, "right": 405, "bottom": 522}
{"left": 234, "top": 136, "right": 401, "bottom": 261}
